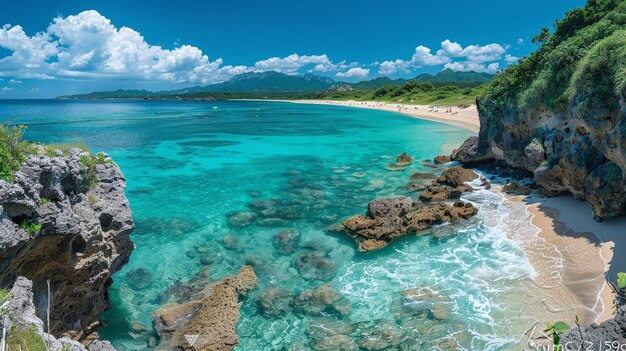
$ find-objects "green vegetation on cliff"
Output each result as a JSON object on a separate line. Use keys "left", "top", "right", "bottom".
{"left": 473, "top": 0, "right": 626, "bottom": 220}
{"left": 480, "top": 0, "right": 626, "bottom": 125}
{"left": 0, "top": 125, "right": 35, "bottom": 182}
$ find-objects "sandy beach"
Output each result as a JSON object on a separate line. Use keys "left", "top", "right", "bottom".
{"left": 286, "top": 100, "right": 481, "bottom": 133}
{"left": 506, "top": 191, "right": 624, "bottom": 325}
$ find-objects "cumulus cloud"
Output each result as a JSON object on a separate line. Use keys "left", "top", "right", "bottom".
{"left": 0, "top": 11, "right": 346, "bottom": 84}
{"left": 0, "top": 10, "right": 518, "bottom": 86}
{"left": 504, "top": 54, "right": 519, "bottom": 64}
{"left": 439, "top": 40, "right": 505, "bottom": 63}
{"left": 336, "top": 67, "right": 370, "bottom": 79}
{"left": 252, "top": 54, "right": 330, "bottom": 74}
{"left": 0, "top": 11, "right": 237, "bottom": 83}
{"left": 377, "top": 39, "right": 509, "bottom": 76}
{"left": 444, "top": 61, "right": 499, "bottom": 74}
{"left": 378, "top": 59, "right": 412, "bottom": 75}
{"left": 1, "top": 86, "right": 12, "bottom": 91}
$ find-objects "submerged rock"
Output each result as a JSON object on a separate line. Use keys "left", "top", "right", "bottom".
{"left": 226, "top": 211, "right": 256, "bottom": 227}
{"left": 221, "top": 234, "right": 242, "bottom": 251}
{"left": 434, "top": 155, "right": 451, "bottom": 164}
{"left": 272, "top": 229, "right": 301, "bottom": 255}
{"left": 294, "top": 252, "right": 337, "bottom": 281}
{"left": 410, "top": 172, "right": 437, "bottom": 180}
{"left": 340, "top": 197, "right": 478, "bottom": 251}
{"left": 153, "top": 266, "right": 257, "bottom": 351}
{"left": 258, "top": 287, "right": 293, "bottom": 317}
{"left": 293, "top": 285, "right": 351, "bottom": 317}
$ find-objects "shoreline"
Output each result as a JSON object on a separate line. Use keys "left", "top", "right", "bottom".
{"left": 507, "top": 191, "right": 622, "bottom": 325}
{"left": 274, "top": 99, "right": 481, "bottom": 133}
{"left": 279, "top": 98, "right": 616, "bottom": 326}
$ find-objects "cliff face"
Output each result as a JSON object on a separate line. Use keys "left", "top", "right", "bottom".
{"left": 0, "top": 148, "right": 134, "bottom": 337}
{"left": 460, "top": 0, "right": 626, "bottom": 221}
{"left": 0, "top": 276, "right": 115, "bottom": 351}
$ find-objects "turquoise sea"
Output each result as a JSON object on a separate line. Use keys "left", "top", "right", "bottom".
{"left": 0, "top": 100, "right": 574, "bottom": 350}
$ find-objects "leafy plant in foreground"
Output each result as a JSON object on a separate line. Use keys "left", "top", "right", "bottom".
{"left": 544, "top": 321, "right": 571, "bottom": 349}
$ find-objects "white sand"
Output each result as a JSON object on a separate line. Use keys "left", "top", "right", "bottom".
{"left": 285, "top": 100, "right": 480, "bottom": 133}
{"left": 517, "top": 194, "right": 626, "bottom": 323}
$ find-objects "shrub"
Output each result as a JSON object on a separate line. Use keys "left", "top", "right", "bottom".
{"left": 79, "top": 152, "right": 116, "bottom": 188}
{"left": 6, "top": 326, "right": 47, "bottom": 351}
{"left": 0, "top": 124, "right": 35, "bottom": 182}
{"left": 20, "top": 221, "right": 42, "bottom": 237}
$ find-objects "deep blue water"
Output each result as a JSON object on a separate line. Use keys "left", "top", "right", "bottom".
{"left": 0, "top": 100, "right": 559, "bottom": 350}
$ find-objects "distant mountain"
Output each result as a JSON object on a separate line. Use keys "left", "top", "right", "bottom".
{"left": 58, "top": 69, "right": 494, "bottom": 99}
{"left": 173, "top": 71, "right": 336, "bottom": 94}
{"left": 346, "top": 77, "right": 408, "bottom": 90}
{"left": 414, "top": 69, "right": 494, "bottom": 84}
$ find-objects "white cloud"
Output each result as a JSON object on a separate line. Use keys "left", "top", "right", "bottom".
{"left": 252, "top": 54, "right": 330, "bottom": 74}
{"left": 376, "top": 39, "right": 509, "bottom": 76}
{"left": 440, "top": 40, "right": 505, "bottom": 63}
{"left": 411, "top": 46, "right": 450, "bottom": 65}
{"left": 444, "top": 61, "right": 500, "bottom": 74}
{"left": 0, "top": 10, "right": 516, "bottom": 86}
{"left": 504, "top": 54, "right": 519, "bottom": 64}
{"left": 336, "top": 67, "right": 369, "bottom": 79}
{"left": 1, "top": 86, "right": 12, "bottom": 91}
{"left": 30, "top": 87, "right": 39, "bottom": 93}
{"left": 518, "top": 38, "right": 525, "bottom": 45}
{"left": 312, "top": 60, "right": 358, "bottom": 73}
{"left": 378, "top": 59, "right": 412, "bottom": 75}
{"left": 0, "top": 11, "right": 346, "bottom": 84}
{"left": 0, "top": 11, "right": 237, "bottom": 84}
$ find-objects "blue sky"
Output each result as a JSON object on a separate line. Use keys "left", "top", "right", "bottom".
{"left": 0, "top": 0, "right": 586, "bottom": 98}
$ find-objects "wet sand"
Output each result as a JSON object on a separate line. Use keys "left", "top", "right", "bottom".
{"left": 508, "top": 192, "right": 623, "bottom": 325}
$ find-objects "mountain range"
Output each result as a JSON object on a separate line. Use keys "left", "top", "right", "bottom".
{"left": 58, "top": 69, "right": 494, "bottom": 99}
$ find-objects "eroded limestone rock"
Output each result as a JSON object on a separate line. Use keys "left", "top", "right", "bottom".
{"left": 0, "top": 149, "right": 134, "bottom": 336}
{"left": 339, "top": 198, "right": 478, "bottom": 251}
{"left": 153, "top": 266, "right": 257, "bottom": 351}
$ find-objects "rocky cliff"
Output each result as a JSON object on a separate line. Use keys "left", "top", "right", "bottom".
{"left": 0, "top": 276, "right": 115, "bottom": 351}
{"left": 0, "top": 147, "right": 134, "bottom": 340}
{"left": 456, "top": 0, "right": 626, "bottom": 220}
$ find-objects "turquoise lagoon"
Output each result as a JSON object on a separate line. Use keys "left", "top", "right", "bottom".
{"left": 0, "top": 100, "right": 568, "bottom": 350}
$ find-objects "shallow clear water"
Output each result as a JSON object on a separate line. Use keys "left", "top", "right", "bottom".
{"left": 0, "top": 100, "right": 553, "bottom": 350}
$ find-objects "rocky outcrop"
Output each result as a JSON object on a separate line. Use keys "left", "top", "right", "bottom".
{"left": 436, "top": 166, "right": 478, "bottom": 187}
{"left": 337, "top": 197, "right": 478, "bottom": 251}
{"left": 561, "top": 291, "right": 626, "bottom": 349}
{"left": 153, "top": 266, "right": 257, "bottom": 351}
{"left": 0, "top": 276, "right": 114, "bottom": 351}
{"left": 0, "top": 148, "right": 134, "bottom": 338}
{"left": 454, "top": 1, "right": 626, "bottom": 221}
{"left": 396, "top": 152, "right": 413, "bottom": 165}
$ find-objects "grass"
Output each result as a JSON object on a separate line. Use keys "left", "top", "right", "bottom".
{"left": 87, "top": 193, "right": 98, "bottom": 205}
{"left": 6, "top": 326, "right": 47, "bottom": 351}
{"left": 0, "top": 288, "right": 11, "bottom": 305}
{"left": 44, "top": 141, "right": 91, "bottom": 157}
{"left": 20, "top": 220, "right": 42, "bottom": 237}
{"left": 79, "top": 153, "right": 116, "bottom": 188}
